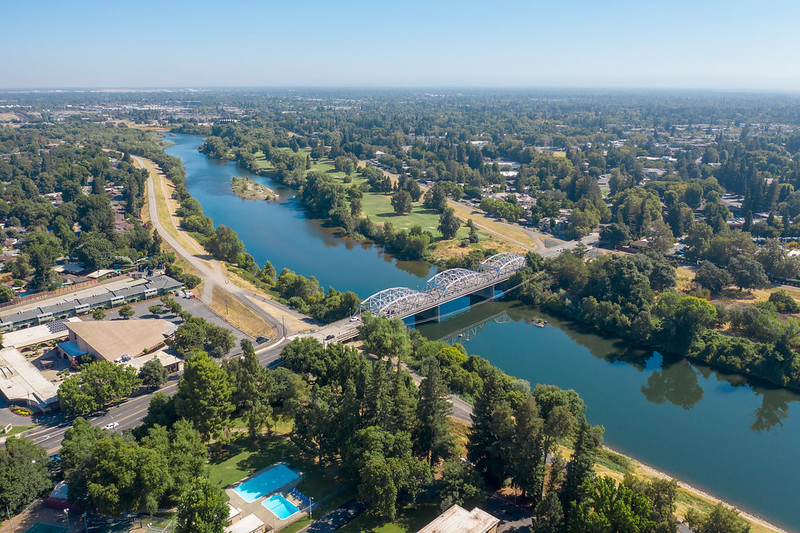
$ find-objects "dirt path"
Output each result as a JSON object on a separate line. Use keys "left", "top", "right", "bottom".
{"left": 133, "top": 155, "right": 289, "bottom": 343}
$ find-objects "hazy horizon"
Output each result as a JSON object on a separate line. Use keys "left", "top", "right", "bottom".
{"left": 4, "top": 0, "right": 799, "bottom": 92}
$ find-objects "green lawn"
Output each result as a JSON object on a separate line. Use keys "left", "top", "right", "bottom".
{"left": 207, "top": 434, "right": 344, "bottom": 504}
{"left": 339, "top": 498, "right": 441, "bottom": 533}
{"left": 1, "top": 425, "right": 34, "bottom": 437}
{"left": 255, "top": 148, "right": 473, "bottom": 240}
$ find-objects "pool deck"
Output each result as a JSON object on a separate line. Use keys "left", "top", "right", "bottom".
{"left": 226, "top": 462, "right": 308, "bottom": 531}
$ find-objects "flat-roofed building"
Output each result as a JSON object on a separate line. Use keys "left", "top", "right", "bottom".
{"left": 0, "top": 347, "right": 59, "bottom": 412}
{"left": 59, "top": 319, "right": 176, "bottom": 363}
{"left": 417, "top": 505, "right": 499, "bottom": 533}
{"left": 0, "top": 275, "right": 183, "bottom": 331}
{"left": 225, "top": 514, "right": 267, "bottom": 533}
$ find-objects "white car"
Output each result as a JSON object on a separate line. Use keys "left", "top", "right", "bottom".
{"left": 103, "top": 422, "right": 119, "bottom": 431}
{"left": 349, "top": 316, "right": 360, "bottom": 322}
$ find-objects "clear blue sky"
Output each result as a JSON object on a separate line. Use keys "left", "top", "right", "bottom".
{"left": 3, "top": 0, "right": 799, "bottom": 91}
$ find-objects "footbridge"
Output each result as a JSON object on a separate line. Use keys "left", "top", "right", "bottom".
{"left": 355, "top": 253, "right": 526, "bottom": 325}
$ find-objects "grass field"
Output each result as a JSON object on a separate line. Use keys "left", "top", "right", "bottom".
{"left": 208, "top": 434, "right": 346, "bottom": 508}
{"left": 255, "top": 149, "right": 482, "bottom": 242}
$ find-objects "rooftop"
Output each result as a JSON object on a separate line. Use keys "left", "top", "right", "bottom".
{"left": 0, "top": 347, "right": 60, "bottom": 410}
{"left": 1, "top": 318, "right": 79, "bottom": 348}
{"left": 225, "top": 514, "right": 266, "bottom": 533}
{"left": 417, "top": 505, "right": 499, "bottom": 533}
{"left": 66, "top": 319, "right": 175, "bottom": 362}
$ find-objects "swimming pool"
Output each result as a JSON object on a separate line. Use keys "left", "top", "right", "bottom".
{"left": 232, "top": 464, "right": 300, "bottom": 503}
{"left": 263, "top": 494, "right": 300, "bottom": 520}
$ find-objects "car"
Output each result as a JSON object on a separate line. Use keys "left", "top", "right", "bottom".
{"left": 325, "top": 334, "right": 335, "bottom": 340}
{"left": 256, "top": 336, "right": 270, "bottom": 344}
{"left": 349, "top": 316, "right": 360, "bottom": 322}
{"left": 103, "top": 422, "right": 119, "bottom": 431}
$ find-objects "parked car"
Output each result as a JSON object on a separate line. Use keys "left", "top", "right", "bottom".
{"left": 325, "top": 334, "right": 335, "bottom": 340}
{"left": 256, "top": 336, "right": 270, "bottom": 344}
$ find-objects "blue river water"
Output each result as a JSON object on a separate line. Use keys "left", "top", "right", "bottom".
{"left": 165, "top": 133, "right": 800, "bottom": 530}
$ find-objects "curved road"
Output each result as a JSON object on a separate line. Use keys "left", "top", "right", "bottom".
{"left": 134, "top": 155, "right": 287, "bottom": 343}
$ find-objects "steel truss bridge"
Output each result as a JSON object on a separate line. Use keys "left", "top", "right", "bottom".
{"left": 355, "top": 253, "right": 526, "bottom": 322}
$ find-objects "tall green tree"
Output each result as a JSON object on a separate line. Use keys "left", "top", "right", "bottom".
{"left": 175, "top": 351, "right": 234, "bottom": 440}
{"left": 563, "top": 421, "right": 604, "bottom": 515}
{"left": 175, "top": 478, "right": 229, "bottom": 533}
{"left": 227, "top": 339, "right": 274, "bottom": 437}
{"left": 512, "top": 394, "right": 545, "bottom": 500}
{"left": 439, "top": 458, "right": 485, "bottom": 511}
{"left": 391, "top": 189, "right": 413, "bottom": 215}
{"left": 468, "top": 372, "right": 514, "bottom": 488}
{"left": 139, "top": 358, "right": 168, "bottom": 389}
{"left": 414, "top": 360, "right": 454, "bottom": 464}
{"left": 568, "top": 476, "right": 654, "bottom": 533}
{"left": 358, "top": 315, "right": 412, "bottom": 360}
{"left": 438, "top": 207, "right": 462, "bottom": 240}
{"left": 0, "top": 437, "right": 51, "bottom": 514}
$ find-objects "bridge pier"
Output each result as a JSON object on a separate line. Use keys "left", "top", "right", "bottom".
{"left": 469, "top": 284, "right": 495, "bottom": 304}
{"left": 415, "top": 306, "right": 440, "bottom": 325}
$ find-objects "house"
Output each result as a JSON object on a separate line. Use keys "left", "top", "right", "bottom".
{"left": 417, "top": 505, "right": 499, "bottom": 533}
{"left": 58, "top": 319, "right": 176, "bottom": 364}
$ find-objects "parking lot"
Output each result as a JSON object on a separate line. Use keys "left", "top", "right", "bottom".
{"left": 96, "top": 295, "right": 253, "bottom": 355}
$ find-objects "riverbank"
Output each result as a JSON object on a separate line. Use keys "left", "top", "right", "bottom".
{"left": 164, "top": 132, "right": 798, "bottom": 530}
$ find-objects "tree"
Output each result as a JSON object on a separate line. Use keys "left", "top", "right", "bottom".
{"left": 686, "top": 503, "right": 751, "bottom": 533}
{"left": 58, "top": 361, "right": 141, "bottom": 416}
{"left": 148, "top": 304, "right": 164, "bottom": 315}
{"left": 414, "top": 360, "right": 454, "bottom": 464}
{"left": 139, "top": 358, "right": 168, "bottom": 389}
{"left": 175, "top": 478, "right": 229, "bottom": 533}
{"left": 175, "top": 351, "right": 234, "bottom": 439}
{"left": 532, "top": 492, "right": 565, "bottom": 533}
{"left": 439, "top": 458, "right": 485, "bottom": 510}
{"left": 468, "top": 372, "right": 514, "bottom": 488}
{"left": 695, "top": 261, "right": 732, "bottom": 295}
{"left": 228, "top": 339, "right": 274, "bottom": 437}
{"left": 76, "top": 234, "right": 115, "bottom": 271}
{"left": 391, "top": 189, "right": 412, "bottom": 215}
{"left": 0, "top": 437, "right": 51, "bottom": 514}
{"left": 92, "top": 308, "right": 106, "bottom": 320}
{"left": 438, "top": 207, "right": 462, "bottom": 240}
{"left": 563, "top": 420, "right": 603, "bottom": 513}
{"left": 358, "top": 453, "right": 398, "bottom": 520}
{"left": 727, "top": 256, "right": 768, "bottom": 291}
{"left": 24, "top": 231, "right": 62, "bottom": 291}
{"left": 568, "top": 476, "right": 654, "bottom": 533}
{"left": 358, "top": 315, "right": 412, "bottom": 360}
{"left": 205, "top": 225, "right": 245, "bottom": 263}
{"left": 511, "top": 394, "right": 545, "bottom": 499}
{"left": 118, "top": 304, "right": 135, "bottom": 319}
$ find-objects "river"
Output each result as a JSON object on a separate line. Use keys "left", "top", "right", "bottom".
{"left": 165, "top": 133, "right": 800, "bottom": 530}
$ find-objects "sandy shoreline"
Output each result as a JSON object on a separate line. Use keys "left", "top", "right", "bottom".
{"left": 604, "top": 445, "right": 790, "bottom": 532}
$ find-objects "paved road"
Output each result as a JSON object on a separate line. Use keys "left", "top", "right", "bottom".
{"left": 134, "top": 155, "right": 288, "bottom": 343}
{"left": 18, "top": 341, "right": 285, "bottom": 456}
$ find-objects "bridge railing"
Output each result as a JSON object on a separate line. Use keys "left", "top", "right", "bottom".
{"left": 356, "top": 252, "right": 526, "bottom": 319}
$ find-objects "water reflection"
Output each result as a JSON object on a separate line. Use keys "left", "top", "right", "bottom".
{"left": 751, "top": 388, "right": 793, "bottom": 432}
{"left": 424, "top": 299, "right": 800, "bottom": 433}
{"left": 641, "top": 358, "right": 704, "bottom": 410}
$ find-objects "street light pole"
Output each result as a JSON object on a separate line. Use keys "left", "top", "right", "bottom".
{"left": 82, "top": 512, "right": 88, "bottom": 533}
{"left": 64, "top": 508, "right": 70, "bottom": 528}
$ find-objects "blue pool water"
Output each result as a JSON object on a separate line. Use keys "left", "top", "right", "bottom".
{"left": 263, "top": 494, "right": 300, "bottom": 520}
{"left": 232, "top": 464, "right": 299, "bottom": 503}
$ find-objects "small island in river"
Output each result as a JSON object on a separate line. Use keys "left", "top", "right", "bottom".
{"left": 231, "top": 176, "right": 276, "bottom": 200}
